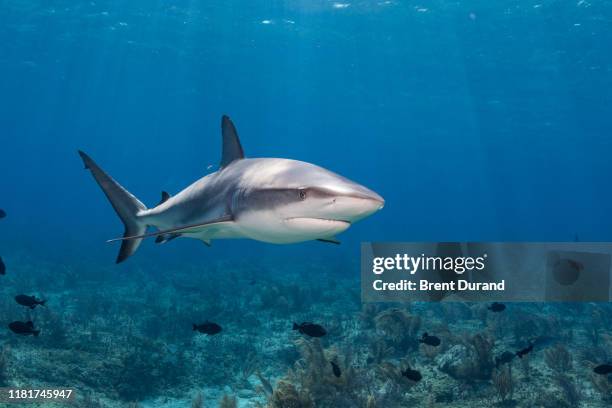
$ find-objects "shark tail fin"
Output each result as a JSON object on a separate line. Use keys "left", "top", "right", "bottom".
{"left": 78, "top": 150, "right": 147, "bottom": 263}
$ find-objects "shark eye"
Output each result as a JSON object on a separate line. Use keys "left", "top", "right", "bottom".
{"left": 298, "top": 189, "right": 307, "bottom": 200}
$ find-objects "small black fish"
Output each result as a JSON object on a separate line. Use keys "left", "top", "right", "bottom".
{"left": 593, "top": 364, "right": 612, "bottom": 375}
{"left": 330, "top": 361, "right": 341, "bottom": 377}
{"left": 419, "top": 332, "right": 441, "bottom": 347}
{"left": 0, "top": 209, "right": 5, "bottom": 219}
{"left": 9, "top": 321, "right": 40, "bottom": 337}
{"left": 488, "top": 302, "right": 506, "bottom": 312}
{"left": 0, "top": 256, "right": 5, "bottom": 275}
{"left": 516, "top": 343, "right": 533, "bottom": 359}
{"left": 293, "top": 322, "right": 327, "bottom": 338}
{"left": 193, "top": 321, "right": 222, "bottom": 335}
{"left": 15, "top": 295, "right": 46, "bottom": 309}
{"left": 495, "top": 351, "right": 515, "bottom": 367}
{"left": 401, "top": 368, "right": 422, "bottom": 382}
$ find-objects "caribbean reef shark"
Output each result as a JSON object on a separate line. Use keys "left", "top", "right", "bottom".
{"left": 79, "top": 116, "right": 384, "bottom": 263}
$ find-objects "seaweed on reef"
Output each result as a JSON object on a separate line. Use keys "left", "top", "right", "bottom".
{"left": 468, "top": 333, "right": 495, "bottom": 377}
{"left": 437, "top": 332, "right": 495, "bottom": 381}
{"left": 375, "top": 361, "right": 418, "bottom": 389}
{"left": 255, "top": 369, "right": 274, "bottom": 400}
{"left": 291, "top": 338, "right": 331, "bottom": 391}
{"left": 219, "top": 394, "right": 238, "bottom": 408}
{"left": 373, "top": 360, "right": 420, "bottom": 407}
{"left": 544, "top": 344, "right": 572, "bottom": 373}
{"left": 266, "top": 338, "right": 371, "bottom": 407}
{"left": 268, "top": 380, "right": 313, "bottom": 408}
{"left": 553, "top": 374, "right": 581, "bottom": 407}
{"left": 374, "top": 308, "right": 421, "bottom": 351}
{"left": 236, "top": 351, "right": 258, "bottom": 388}
{"left": 491, "top": 365, "right": 513, "bottom": 403}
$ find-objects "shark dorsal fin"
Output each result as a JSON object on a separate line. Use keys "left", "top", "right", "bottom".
{"left": 158, "top": 191, "right": 171, "bottom": 205}
{"left": 220, "top": 115, "right": 244, "bottom": 168}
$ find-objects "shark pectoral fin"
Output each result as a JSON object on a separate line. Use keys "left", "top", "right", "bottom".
{"left": 220, "top": 115, "right": 244, "bottom": 168}
{"left": 107, "top": 215, "right": 234, "bottom": 243}
{"left": 202, "top": 239, "right": 212, "bottom": 247}
{"left": 317, "top": 237, "right": 341, "bottom": 245}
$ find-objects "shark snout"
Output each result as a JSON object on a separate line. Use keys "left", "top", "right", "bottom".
{"left": 351, "top": 190, "right": 385, "bottom": 209}
{"left": 328, "top": 188, "right": 384, "bottom": 223}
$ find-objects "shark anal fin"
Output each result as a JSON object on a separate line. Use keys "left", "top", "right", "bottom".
{"left": 220, "top": 115, "right": 244, "bottom": 168}
{"left": 158, "top": 191, "right": 171, "bottom": 206}
{"left": 107, "top": 215, "right": 234, "bottom": 243}
{"left": 317, "top": 237, "right": 341, "bottom": 245}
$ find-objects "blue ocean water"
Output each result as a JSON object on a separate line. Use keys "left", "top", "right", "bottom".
{"left": 0, "top": 1, "right": 611, "bottom": 407}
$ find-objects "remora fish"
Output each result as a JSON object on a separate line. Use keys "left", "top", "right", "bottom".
{"left": 79, "top": 116, "right": 385, "bottom": 263}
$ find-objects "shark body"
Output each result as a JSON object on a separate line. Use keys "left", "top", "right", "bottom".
{"left": 79, "top": 116, "right": 384, "bottom": 263}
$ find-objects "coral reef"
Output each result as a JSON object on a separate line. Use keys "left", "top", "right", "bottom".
{"left": 374, "top": 308, "right": 420, "bottom": 353}
{"left": 491, "top": 366, "right": 513, "bottom": 403}
{"left": 544, "top": 344, "right": 572, "bottom": 373}
{"left": 437, "top": 333, "right": 495, "bottom": 381}
{"left": 268, "top": 380, "right": 311, "bottom": 408}
{"left": 553, "top": 374, "right": 581, "bottom": 407}
{"left": 0, "top": 255, "right": 611, "bottom": 407}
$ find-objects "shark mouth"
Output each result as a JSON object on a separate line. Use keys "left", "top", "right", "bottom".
{"left": 284, "top": 217, "right": 351, "bottom": 225}
{"left": 282, "top": 217, "right": 352, "bottom": 238}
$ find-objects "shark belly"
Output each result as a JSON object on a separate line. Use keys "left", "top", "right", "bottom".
{"left": 236, "top": 210, "right": 351, "bottom": 244}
